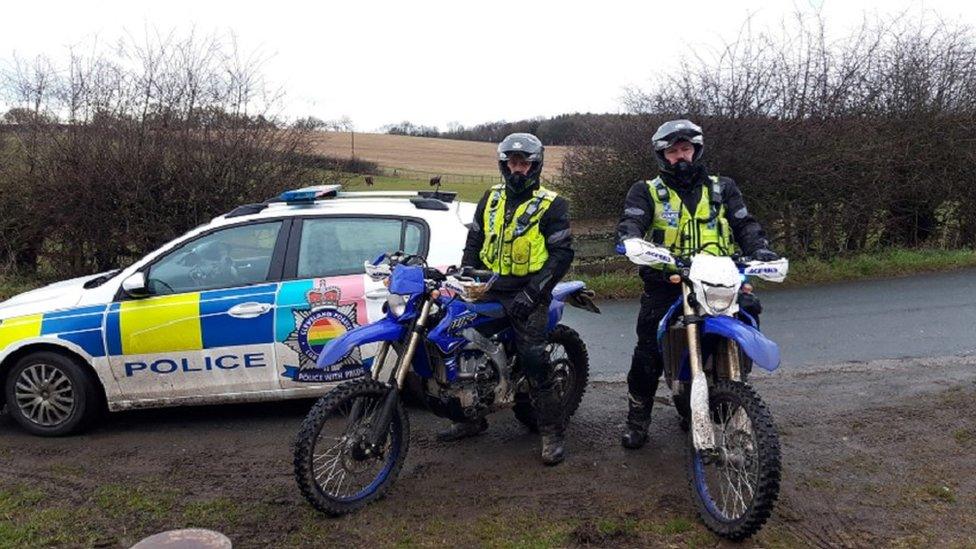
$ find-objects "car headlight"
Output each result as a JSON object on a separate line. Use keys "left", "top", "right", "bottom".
{"left": 387, "top": 293, "right": 408, "bottom": 317}
{"left": 695, "top": 281, "right": 738, "bottom": 315}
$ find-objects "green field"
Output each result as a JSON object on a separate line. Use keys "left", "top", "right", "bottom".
{"left": 336, "top": 174, "right": 491, "bottom": 203}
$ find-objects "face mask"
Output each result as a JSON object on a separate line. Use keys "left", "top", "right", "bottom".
{"left": 671, "top": 160, "right": 695, "bottom": 177}
{"left": 506, "top": 172, "right": 531, "bottom": 192}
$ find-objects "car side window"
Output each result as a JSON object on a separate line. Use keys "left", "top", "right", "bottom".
{"left": 147, "top": 221, "right": 283, "bottom": 295}
{"left": 297, "top": 218, "right": 426, "bottom": 278}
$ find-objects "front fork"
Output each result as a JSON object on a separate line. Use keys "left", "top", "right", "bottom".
{"left": 683, "top": 284, "right": 717, "bottom": 452}
{"left": 365, "top": 298, "right": 433, "bottom": 449}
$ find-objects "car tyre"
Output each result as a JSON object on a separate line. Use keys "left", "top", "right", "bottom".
{"left": 4, "top": 351, "right": 100, "bottom": 436}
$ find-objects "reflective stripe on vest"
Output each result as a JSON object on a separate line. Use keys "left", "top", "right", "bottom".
{"left": 645, "top": 176, "right": 733, "bottom": 270}
{"left": 479, "top": 184, "right": 556, "bottom": 276}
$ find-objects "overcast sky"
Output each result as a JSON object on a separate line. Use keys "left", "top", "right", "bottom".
{"left": 3, "top": 0, "right": 974, "bottom": 131}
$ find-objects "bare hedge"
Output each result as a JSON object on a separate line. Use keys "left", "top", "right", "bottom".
{"left": 560, "top": 15, "right": 976, "bottom": 258}
{"left": 0, "top": 33, "right": 323, "bottom": 277}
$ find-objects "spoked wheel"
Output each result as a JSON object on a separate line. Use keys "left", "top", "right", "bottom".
{"left": 294, "top": 379, "right": 409, "bottom": 516}
{"left": 686, "top": 380, "right": 780, "bottom": 541}
{"left": 513, "top": 324, "right": 589, "bottom": 432}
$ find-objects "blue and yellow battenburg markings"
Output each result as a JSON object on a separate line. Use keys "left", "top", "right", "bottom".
{"left": 106, "top": 284, "right": 278, "bottom": 355}
{"left": 0, "top": 306, "right": 108, "bottom": 357}
{"left": 0, "top": 284, "right": 279, "bottom": 359}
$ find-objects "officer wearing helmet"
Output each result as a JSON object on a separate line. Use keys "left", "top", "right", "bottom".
{"left": 616, "top": 119, "right": 778, "bottom": 449}
{"left": 441, "top": 132, "right": 575, "bottom": 466}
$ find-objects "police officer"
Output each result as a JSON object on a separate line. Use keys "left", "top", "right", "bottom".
{"left": 617, "top": 119, "right": 778, "bottom": 449}
{"left": 439, "top": 133, "right": 575, "bottom": 466}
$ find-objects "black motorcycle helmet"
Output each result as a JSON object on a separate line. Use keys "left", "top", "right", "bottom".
{"left": 652, "top": 119, "right": 704, "bottom": 178}
{"left": 497, "top": 133, "right": 544, "bottom": 193}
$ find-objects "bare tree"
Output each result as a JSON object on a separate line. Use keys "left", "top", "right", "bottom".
{"left": 0, "top": 30, "right": 319, "bottom": 276}
{"left": 563, "top": 11, "right": 976, "bottom": 257}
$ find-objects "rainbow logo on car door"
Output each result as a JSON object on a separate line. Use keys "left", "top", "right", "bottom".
{"left": 278, "top": 278, "right": 366, "bottom": 382}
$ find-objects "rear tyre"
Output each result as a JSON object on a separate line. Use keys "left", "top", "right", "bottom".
{"left": 4, "top": 351, "right": 100, "bottom": 436}
{"left": 514, "top": 324, "right": 589, "bottom": 432}
{"left": 294, "top": 379, "right": 409, "bottom": 516}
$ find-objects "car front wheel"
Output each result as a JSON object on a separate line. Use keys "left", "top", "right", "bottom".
{"left": 4, "top": 351, "right": 100, "bottom": 436}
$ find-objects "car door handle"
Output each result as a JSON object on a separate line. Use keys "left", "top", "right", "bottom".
{"left": 228, "top": 302, "right": 272, "bottom": 318}
{"left": 365, "top": 289, "right": 390, "bottom": 299}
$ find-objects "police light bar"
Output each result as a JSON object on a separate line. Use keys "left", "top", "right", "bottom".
{"left": 279, "top": 185, "right": 342, "bottom": 202}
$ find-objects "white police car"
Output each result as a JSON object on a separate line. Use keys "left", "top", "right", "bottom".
{"left": 0, "top": 185, "right": 474, "bottom": 435}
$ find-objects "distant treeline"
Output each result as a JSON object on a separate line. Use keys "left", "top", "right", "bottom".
{"left": 381, "top": 113, "right": 635, "bottom": 146}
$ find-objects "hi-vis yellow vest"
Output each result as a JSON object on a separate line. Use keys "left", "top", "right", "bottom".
{"left": 479, "top": 184, "right": 557, "bottom": 276}
{"left": 646, "top": 176, "right": 734, "bottom": 270}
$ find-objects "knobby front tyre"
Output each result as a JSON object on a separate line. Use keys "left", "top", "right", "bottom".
{"left": 685, "top": 380, "right": 780, "bottom": 541}
{"left": 293, "top": 379, "right": 409, "bottom": 516}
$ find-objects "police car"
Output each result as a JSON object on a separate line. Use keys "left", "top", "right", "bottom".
{"left": 0, "top": 185, "right": 475, "bottom": 435}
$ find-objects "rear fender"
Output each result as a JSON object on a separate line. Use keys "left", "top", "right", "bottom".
{"left": 316, "top": 316, "right": 406, "bottom": 369}
{"left": 701, "top": 316, "right": 780, "bottom": 371}
{"left": 547, "top": 281, "right": 600, "bottom": 330}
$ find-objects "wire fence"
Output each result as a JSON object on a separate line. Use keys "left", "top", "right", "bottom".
{"left": 376, "top": 166, "right": 561, "bottom": 187}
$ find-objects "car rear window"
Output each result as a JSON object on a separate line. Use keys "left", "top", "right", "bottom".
{"left": 296, "top": 217, "right": 427, "bottom": 278}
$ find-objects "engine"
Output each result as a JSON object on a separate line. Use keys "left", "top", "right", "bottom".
{"left": 423, "top": 330, "right": 514, "bottom": 422}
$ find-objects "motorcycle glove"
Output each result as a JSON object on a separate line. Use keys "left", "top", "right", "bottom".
{"left": 751, "top": 248, "right": 780, "bottom": 262}
{"left": 510, "top": 289, "right": 538, "bottom": 322}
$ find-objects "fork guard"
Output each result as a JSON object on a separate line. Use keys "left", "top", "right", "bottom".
{"left": 701, "top": 316, "right": 780, "bottom": 371}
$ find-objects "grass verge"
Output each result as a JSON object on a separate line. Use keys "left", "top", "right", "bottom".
{"left": 0, "top": 481, "right": 724, "bottom": 548}
{"left": 574, "top": 247, "right": 976, "bottom": 299}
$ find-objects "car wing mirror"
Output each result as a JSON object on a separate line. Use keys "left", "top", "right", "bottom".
{"left": 122, "top": 272, "right": 149, "bottom": 298}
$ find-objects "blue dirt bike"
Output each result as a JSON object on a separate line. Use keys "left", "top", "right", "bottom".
{"left": 619, "top": 238, "right": 789, "bottom": 541}
{"left": 293, "top": 251, "right": 599, "bottom": 515}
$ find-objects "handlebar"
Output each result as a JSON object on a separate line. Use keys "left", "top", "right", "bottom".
{"left": 367, "top": 254, "right": 497, "bottom": 292}
{"left": 617, "top": 239, "right": 788, "bottom": 282}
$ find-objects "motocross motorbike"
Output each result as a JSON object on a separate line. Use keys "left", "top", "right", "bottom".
{"left": 293, "top": 251, "right": 599, "bottom": 516}
{"left": 619, "top": 238, "right": 788, "bottom": 541}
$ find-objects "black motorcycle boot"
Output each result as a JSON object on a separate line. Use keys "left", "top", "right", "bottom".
{"left": 436, "top": 417, "right": 488, "bottom": 442}
{"left": 621, "top": 393, "right": 653, "bottom": 449}
{"left": 532, "top": 382, "right": 567, "bottom": 465}
{"left": 541, "top": 429, "right": 565, "bottom": 466}
{"left": 623, "top": 344, "right": 663, "bottom": 450}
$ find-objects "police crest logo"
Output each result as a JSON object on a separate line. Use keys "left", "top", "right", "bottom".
{"left": 661, "top": 202, "right": 680, "bottom": 227}
{"left": 282, "top": 279, "right": 365, "bottom": 382}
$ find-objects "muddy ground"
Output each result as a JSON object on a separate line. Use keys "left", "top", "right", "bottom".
{"left": 1, "top": 355, "right": 974, "bottom": 548}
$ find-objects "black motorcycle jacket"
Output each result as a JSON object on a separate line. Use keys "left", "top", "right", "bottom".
{"left": 616, "top": 169, "right": 769, "bottom": 285}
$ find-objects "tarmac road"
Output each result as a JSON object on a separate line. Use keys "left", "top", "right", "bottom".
{"left": 564, "top": 268, "right": 976, "bottom": 379}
